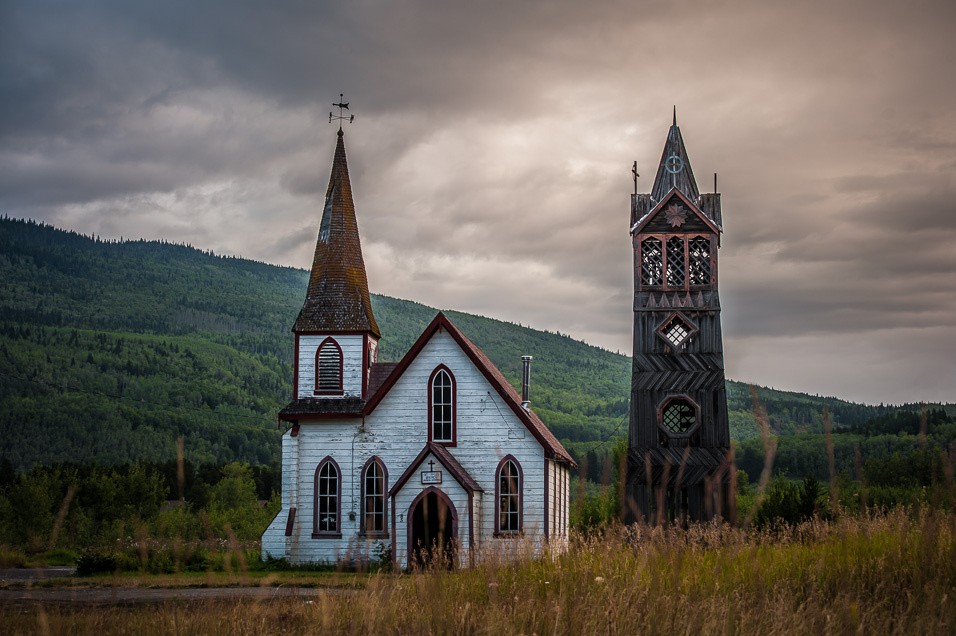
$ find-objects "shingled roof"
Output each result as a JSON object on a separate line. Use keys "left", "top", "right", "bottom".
{"left": 650, "top": 109, "right": 700, "bottom": 204}
{"left": 293, "top": 130, "right": 381, "bottom": 337}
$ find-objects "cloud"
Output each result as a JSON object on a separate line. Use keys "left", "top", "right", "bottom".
{"left": 2, "top": 0, "right": 955, "bottom": 404}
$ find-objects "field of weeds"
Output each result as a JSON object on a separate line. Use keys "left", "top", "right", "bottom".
{"left": 3, "top": 508, "right": 953, "bottom": 635}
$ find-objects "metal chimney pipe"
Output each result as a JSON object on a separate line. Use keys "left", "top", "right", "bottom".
{"left": 521, "top": 355, "right": 532, "bottom": 410}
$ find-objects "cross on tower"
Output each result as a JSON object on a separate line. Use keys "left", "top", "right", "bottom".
{"left": 329, "top": 93, "right": 355, "bottom": 130}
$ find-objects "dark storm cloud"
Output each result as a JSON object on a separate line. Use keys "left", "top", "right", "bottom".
{"left": 2, "top": 0, "right": 955, "bottom": 403}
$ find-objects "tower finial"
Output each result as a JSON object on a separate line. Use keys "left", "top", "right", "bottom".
{"left": 673, "top": 105, "right": 677, "bottom": 127}
{"left": 329, "top": 93, "right": 355, "bottom": 132}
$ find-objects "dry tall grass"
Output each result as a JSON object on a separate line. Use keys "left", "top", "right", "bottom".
{"left": 4, "top": 508, "right": 953, "bottom": 635}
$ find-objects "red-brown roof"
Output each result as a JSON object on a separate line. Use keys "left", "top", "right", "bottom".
{"left": 364, "top": 313, "right": 575, "bottom": 465}
{"left": 278, "top": 396, "right": 364, "bottom": 420}
{"left": 367, "top": 361, "right": 398, "bottom": 398}
{"left": 293, "top": 130, "right": 381, "bottom": 337}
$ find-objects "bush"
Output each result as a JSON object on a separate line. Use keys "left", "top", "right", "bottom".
{"left": 75, "top": 550, "right": 118, "bottom": 576}
{"left": 754, "top": 477, "right": 824, "bottom": 528}
{"left": 0, "top": 548, "right": 29, "bottom": 568}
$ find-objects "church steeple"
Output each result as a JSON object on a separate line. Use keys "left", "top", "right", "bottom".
{"left": 293, "top": 129, "right": 380, "bottom": 337}
{"left": 650, "top": 108, "right": 700, "bottom": 203}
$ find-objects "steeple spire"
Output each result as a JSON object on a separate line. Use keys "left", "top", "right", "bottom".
{"left": 293, "top": 130, "right": 381, "bottom": 337}
{"left": 651, "top": 110, "right": 700, "bottom": 203}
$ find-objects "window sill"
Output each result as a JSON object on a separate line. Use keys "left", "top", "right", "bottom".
{"left": 359, "top": 532, "right": 390, "bottom": 540}
{"left": 311, "top": 532, "right": 342, "bottom": 539}
{"left": 313, "top": 390, "right": 344, "bottom": 396}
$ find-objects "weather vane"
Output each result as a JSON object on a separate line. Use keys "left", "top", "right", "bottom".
{"left": 632, "top": 161, "right": 639, "bottom": 195}
{"left": 329, "top": 93, "right": 354, "bottom": 130}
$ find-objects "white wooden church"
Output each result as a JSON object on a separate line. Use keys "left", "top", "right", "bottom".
{"left": 261, "top": 128, "right": 574, "bottom": 568}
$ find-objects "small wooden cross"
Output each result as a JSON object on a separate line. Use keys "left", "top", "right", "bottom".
{"left": 428, "top": 460, "right": 435, "bottom": 472}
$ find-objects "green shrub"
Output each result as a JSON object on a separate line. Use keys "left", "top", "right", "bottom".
{"left": 0, "top": 548, "right": 29, "bottom": 568}
{"left": 75, "top": 550, "right": 118, "bottom": 576}
{"left": 754, "top": 476, "right": 824, "bottom": 528}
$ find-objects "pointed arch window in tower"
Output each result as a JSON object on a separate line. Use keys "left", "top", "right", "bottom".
{"left": 689, "top": 236, "right": 711, "bottom": 286}
{"left": 316, "top": 338, "right": 343, "bottom": 394}
{"left": 666, "top": 236, "right": 685, "bottom": 288}
{"left": 641, "top": 238, "right": 663, "bottom": 286}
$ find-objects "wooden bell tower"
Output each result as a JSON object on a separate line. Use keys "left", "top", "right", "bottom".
{"left": 624, "top": 112, "right": 733, "bottom": 524}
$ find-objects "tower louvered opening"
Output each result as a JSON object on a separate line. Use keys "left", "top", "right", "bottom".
{"left": 689, "top": 236, "right": 711, "bottom": 286}
{"left": 641, "top": 238, "right": 663, "bottom": 286}
{"left": 316, "top": 340, "right": 343, "bottom": 392}
{"left": 666, "top": 236, "right": 685, "bottom": 288}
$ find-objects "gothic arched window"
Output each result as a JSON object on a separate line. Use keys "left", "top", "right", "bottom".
{"left": 429, "top": 366, "right": 456, "bottom": 445}
{"left": 313, "top": 457, "right": 341, "bottom": 537}
{"left": 361, "top": 457, "right": 388, "bottom": 536}
{"left": 315, "top": 337, "right": 343, "bottom": 394}
{"left": 496, "top": 456, "right": 522, "bottom": 534}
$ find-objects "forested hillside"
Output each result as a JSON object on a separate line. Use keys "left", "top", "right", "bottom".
{"left": 0, "top": 218, "right": 941, "bottom": 470}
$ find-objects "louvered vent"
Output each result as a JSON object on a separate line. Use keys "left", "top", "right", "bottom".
{"left": 317, "top": 340, "right": 342, "bottom": 392}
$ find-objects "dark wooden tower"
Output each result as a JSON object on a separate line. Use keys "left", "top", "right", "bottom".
{"left": 624, "top": 113, "right": 733, "bottom": 524}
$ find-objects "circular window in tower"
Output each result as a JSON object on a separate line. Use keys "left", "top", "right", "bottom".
{"left": 658, "top": 396, "right": 700, "bottom": 436}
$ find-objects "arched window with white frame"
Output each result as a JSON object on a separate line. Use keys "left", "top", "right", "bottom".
{"left": 361, "top": 457, "right": 388, "bottom": 537}
{"left": 496, "top": 456, "right": 523, "bottom": 535}
{"left": 429, "top": 366, "right": 456, "bottom": 445}
{"left": 313, "top": 457, "right": 341, "bottom": 537}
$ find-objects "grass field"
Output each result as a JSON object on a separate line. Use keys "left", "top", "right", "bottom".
{"left": 2, "top": 508, "right": 953, "bottom": 635}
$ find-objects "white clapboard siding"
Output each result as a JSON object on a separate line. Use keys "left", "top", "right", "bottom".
{"left": 265, "top": 327, "right": 568, "bottom": 567}
{"left": 297, "top": 335, "right": 365, "bottom": 398}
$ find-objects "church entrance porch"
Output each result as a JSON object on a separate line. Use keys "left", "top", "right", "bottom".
{"left": 408, "top": 487, "right": 458, "bottom": 569}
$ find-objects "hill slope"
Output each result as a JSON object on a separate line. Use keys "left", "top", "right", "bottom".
{"left": 0, "top": 218, "right": 917, "bottom": 469}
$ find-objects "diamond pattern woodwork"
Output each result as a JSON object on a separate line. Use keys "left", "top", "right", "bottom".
{"left": 641, "top": 238, "right": 663, "bottom": 286}
{"left": 666, "top": 236, "right": 685, "bottom": 287}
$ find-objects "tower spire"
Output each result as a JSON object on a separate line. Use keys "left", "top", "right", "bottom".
{"left": 651, "top": 109, "right": 699, "bottom": 203}
{"left": 293, "top": 127, "right": 380, "bottom": 337}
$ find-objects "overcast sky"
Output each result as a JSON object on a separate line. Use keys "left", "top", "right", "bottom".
{"left": 2, "top": 0, "right": 955, "bottom": 405}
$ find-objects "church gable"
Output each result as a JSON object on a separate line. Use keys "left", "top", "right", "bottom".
{"left": 635, "top": 189, "right": 720, "bottom": 236}
{"left": 364, "top": 313, "right": 573, "bottom": 463}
